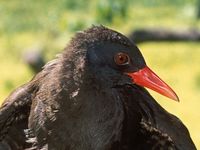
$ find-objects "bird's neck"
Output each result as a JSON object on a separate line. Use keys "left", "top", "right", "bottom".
{"left": 54, "top": 63, "right": 125, "bottom": 149}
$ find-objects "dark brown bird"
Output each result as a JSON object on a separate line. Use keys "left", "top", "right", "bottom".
{"left": 0, "top": 26, "right": 196, "bottom": 150}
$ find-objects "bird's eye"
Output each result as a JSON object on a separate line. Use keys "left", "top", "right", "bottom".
{"left": 114, "top": 52, "right": 130, "bottom": 66}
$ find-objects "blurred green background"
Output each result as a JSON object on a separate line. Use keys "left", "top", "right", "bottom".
{"left": 0, "top": 0, "right": 200, "bottom": 148}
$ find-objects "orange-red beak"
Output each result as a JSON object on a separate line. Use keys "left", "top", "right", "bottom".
{"left": 127, "top": 66, "right": 179, "bottom": 101}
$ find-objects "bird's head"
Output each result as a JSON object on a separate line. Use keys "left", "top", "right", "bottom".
{"left": 69, "top": 26, "right": 179, "bottom": 101}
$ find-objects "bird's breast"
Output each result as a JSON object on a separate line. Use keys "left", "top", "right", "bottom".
{"left": 32, "top": 86, "right": 126, "bottom": 149}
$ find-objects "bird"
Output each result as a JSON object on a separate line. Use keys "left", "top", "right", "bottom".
{"left": 0, "top": 25, "right": 196, "bottom": 150}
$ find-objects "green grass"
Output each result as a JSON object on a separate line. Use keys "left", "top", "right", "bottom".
{"left": 0, "top": 0, "right": 200, "bottom": 148}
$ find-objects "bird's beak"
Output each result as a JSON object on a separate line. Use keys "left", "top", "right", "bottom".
{"left": 127, "top": 66, "right": 179, "bottom": 101}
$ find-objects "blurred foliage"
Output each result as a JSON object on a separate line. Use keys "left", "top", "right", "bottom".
{"left": 0, "top": 0, "right": 200, "bottom": 148}
{"left": 96, "top": 0, "right": 129, "bottom": 23}
{"left": 0, "top": 0, "right": 199, "bottom": 34}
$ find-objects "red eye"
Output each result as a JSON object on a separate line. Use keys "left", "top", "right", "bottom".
{"left": 114, "top": 52, "right": 130, "bottom": 65}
